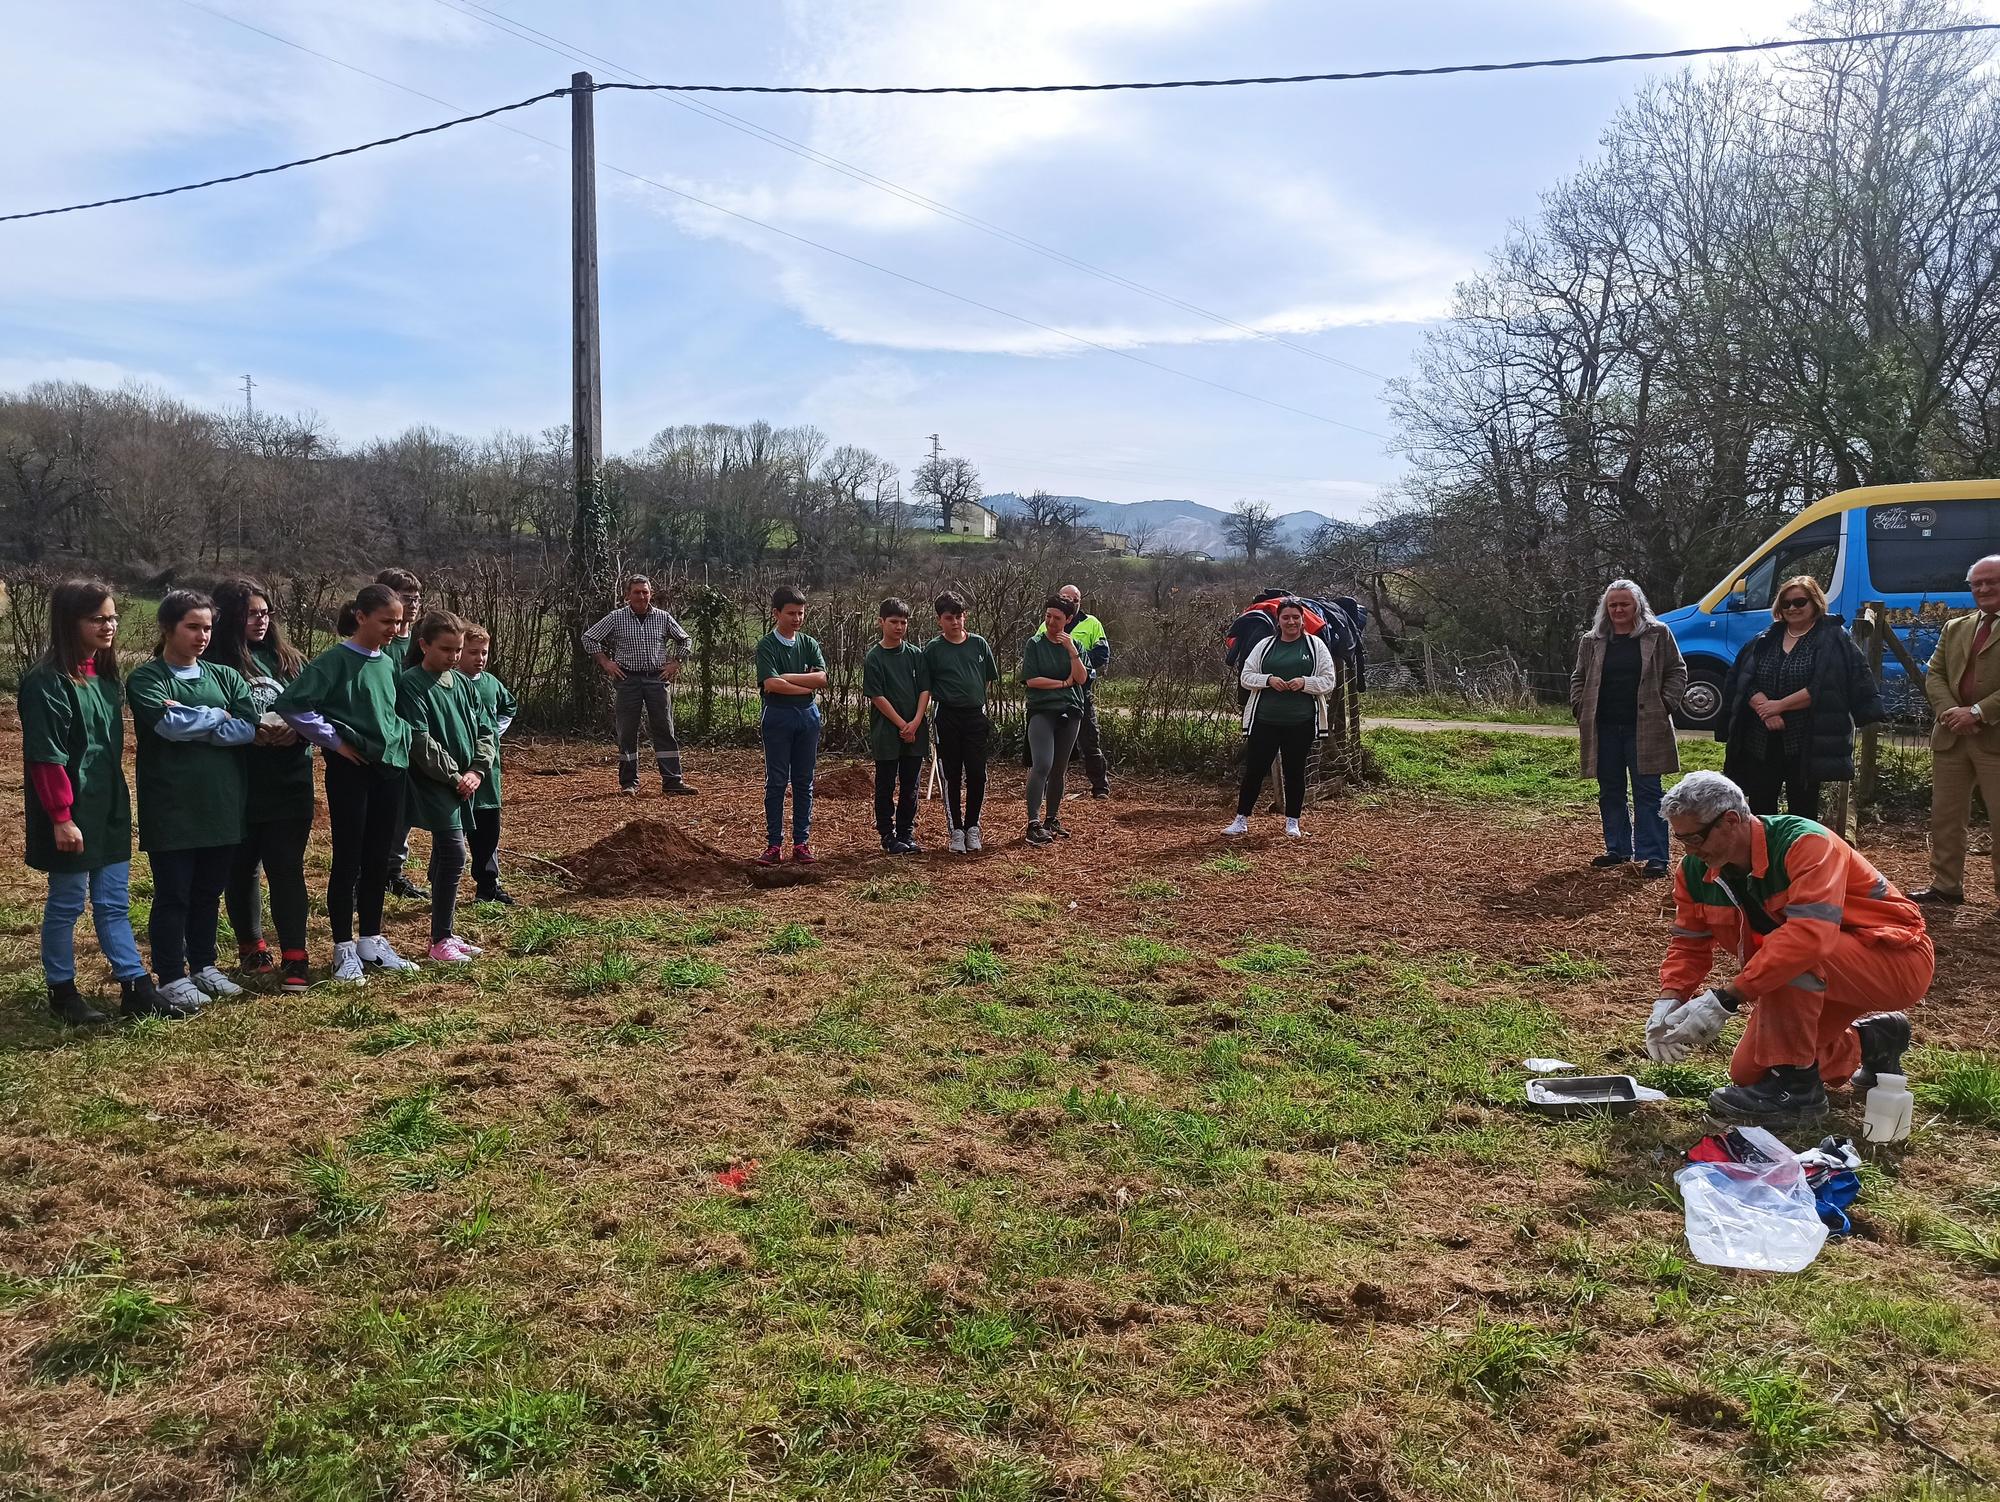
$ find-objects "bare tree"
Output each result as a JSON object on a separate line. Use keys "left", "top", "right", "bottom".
{"left": 912, "top": 453, "right": 982, "bottom": 532}
{"left": 1222, "top": 500, "right": 1281, "bottom": 564}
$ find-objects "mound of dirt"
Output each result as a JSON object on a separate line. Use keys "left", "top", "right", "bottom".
{"left": 557, "top": 819, "right": 756, "bottom": 895}
{"left": 815, "top": 762, "right": 876, "bottom": 800}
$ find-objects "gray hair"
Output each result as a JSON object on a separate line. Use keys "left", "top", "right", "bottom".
{"left": 1590, "top": 578, "right": 1660, "bottom": 637}
{"left": 1969, "top": 554, "right": 2000, "bottom": 581}
{"left": 1660, "top": 770, "right": 1752, "bottom": 825}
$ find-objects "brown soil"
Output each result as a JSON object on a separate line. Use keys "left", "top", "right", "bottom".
{"left": 815, "top": 761, "right": 877, "bottom": 799}
{"left": 557, "top": 817, "right": 753, "bottom": 894}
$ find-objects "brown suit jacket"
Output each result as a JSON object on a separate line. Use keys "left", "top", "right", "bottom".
{"left": 1924, "top": 610, "right": 2000, "bottom": 751}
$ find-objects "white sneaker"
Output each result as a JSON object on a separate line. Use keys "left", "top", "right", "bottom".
{"left": 966, "top": 826, "right": 983, "bottom": 852}
{"left": 331, "top": 941, "right": 366, "bottom": 984}
{"left": 948, "top": 828, "right": 967, "bottom": 854}
{"left": 1223, "top": 815, "right": 1250, "bottom": 837}
{"left": 447, "top": 936, "right": 483, "bottom": 956}
{"left": 192, "top": 964, "right": 243, "bottom": 998}
{"left": 356, "top": 935, "right": 419, "bottom": 972}
{"left": 1285, "top": 819, "right": 1305, "bottom": 838}
{"left": 429, "top": 939, "right": 475, "bottom": 964}
{"left": 159, "top": 976, "right": 206, "bottom": 1010}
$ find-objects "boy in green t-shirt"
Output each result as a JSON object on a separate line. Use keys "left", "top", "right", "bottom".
{"left": 458, "top": 624, "right": 518, "bottom": 904}
{"left": 922, "top": 591, "right": 1000, "bottom": 854}
{"left": 863, "top": 599, "right": 932, "bottom": 854}
{"left": 754, "top": 585, "right": 828, "bottom": 865}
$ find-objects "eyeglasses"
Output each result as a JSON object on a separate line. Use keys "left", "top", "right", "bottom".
{"left": 246, "top": 608, "right": 273, "bottom": 621}
{"left": 1673, "top": 811, "right": 1729, "bottom": 847}
{"left": 1779, "top": 598, "right": 1814, "bottom": 611}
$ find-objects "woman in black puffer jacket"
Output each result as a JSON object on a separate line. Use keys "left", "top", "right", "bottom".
{"left": 1718, "top": 575, "right": 1883, "bottom": 822}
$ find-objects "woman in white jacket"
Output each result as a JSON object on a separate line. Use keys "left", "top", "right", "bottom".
{"left": 1225, "top": 598, "right": 1339, "bottom": 838}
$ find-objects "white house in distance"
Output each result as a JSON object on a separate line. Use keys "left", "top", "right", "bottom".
{"left": 947, "top": 500, "right": 998, "bottom": 538}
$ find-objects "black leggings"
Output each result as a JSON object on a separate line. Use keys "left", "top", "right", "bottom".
{"left": 469, "top": 806, "right": 502, "bottom": 895}
{"left": 325, "top": 757, "right": 404, "bottom": 943}
{"left": 149, "top": 843, "right": 235, "bottom": 982}
{"left": 428, "top": 828, "right": 467, "bottom": 944}
{"left": 934, "top": 704, "right": 990, "bottom": 831}
{"left": 874, "top": 756, "right": 921, "bottom": 843}
{"left": 225, "top": 816, "right": 312, "bottom": 958}
{"left": 1238, "top": 719, "right": 1313, "bottom": 818}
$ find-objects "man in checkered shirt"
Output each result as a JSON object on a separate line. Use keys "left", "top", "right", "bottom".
{"left": 583, "top": 575, "right": 697, "bottom": 796}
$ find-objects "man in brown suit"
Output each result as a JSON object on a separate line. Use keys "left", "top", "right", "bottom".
{"left": 1912, "top": 554, "right": 2000, "bottom": 908}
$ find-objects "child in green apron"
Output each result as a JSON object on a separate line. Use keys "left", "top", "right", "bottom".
{"left": 457, "top": 624, "right": 518, "bottom": 904}
{"left": 18, "top": 581, "right": 177, "bottom": 1022}
{"left": 398, "top": 611, "right": 495, "bottom": 963}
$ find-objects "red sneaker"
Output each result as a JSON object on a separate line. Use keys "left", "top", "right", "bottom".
{"left": 756, "top": 844, "right": 784, "bottom": 866}
{"left": 239, "top": 946, "right": 275, "bottom": 976}
{"left": 792, "top": 843, "right": 817, "bottom": 864}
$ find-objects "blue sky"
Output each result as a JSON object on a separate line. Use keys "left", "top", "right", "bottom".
{"left": 2, "top": 0, "right": 1819, "bottom": 518}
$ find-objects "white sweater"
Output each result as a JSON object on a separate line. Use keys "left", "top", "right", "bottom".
{"left": 1239, "top": 633, "right": 1340, "bottom": 733}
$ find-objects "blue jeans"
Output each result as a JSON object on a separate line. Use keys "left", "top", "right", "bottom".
{"left": 42, "top": 863, "right": 147, "bottom": 986}
{"left": 761, "top": 700, "right": 821, "bottom": 847}
{"left": 1595, "top": 722, "right": 1666, "bottom": 863}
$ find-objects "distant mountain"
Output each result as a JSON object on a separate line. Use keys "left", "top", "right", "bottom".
{"left": 982, "top": 492, "right": 1324, "bottom": 554}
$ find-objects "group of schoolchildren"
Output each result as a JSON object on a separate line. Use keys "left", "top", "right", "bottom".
{"left": 19, "top": 569, "right": 517, "bottom": 1025}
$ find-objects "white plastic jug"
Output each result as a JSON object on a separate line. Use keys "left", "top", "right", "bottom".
{"left": 1862, "top": 1073, "right": 1914, "bottom": 1145}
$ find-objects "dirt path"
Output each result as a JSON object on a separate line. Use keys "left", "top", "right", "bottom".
{"left": 1365, "top": 714, "right": 1703, "bottom": 739}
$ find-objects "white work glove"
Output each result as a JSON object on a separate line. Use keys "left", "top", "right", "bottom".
{"left": 1644, "top": 998, "right": 1679, "bottom": 1062}
{"left": 1653, "top": 988, "right": 1730, "bottom": 1061}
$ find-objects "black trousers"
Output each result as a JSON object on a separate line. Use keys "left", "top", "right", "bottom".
{"left": 469, "top": 806, "right": 502, "bottom": 894}
{"left": 225, "top": 815, "right": 312, "bottom": 958}
{"left": 1237, "top": 719, "right": 1313, "bottom": 818}
{"left": 874, "top": 756, "right": 921, "bottom": 844}
{"left": 1071, "top": 687, "right": 1109, "bottom": 795}
{"left": 149, "top": 843, "right": 236, "bottom": 982}
{"left": 428, "top": 828, "right": 467, "bottom": 943}
{"left": 325, "top": 757, "right": 404, "bottom": 943}
{"left": 934, "top": 704, "right": 990, "bottom": 831}
{"left": 1738, "top": 740, "right": 1822, "bottom": 823}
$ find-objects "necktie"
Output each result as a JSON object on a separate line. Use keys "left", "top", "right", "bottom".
{"left": 1961, "top": 612, "right": 1995, "bottom": 706}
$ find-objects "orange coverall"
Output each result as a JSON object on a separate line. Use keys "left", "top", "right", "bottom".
{"left": 1660, "top": 817, "right": 1932, "bottom": 1086}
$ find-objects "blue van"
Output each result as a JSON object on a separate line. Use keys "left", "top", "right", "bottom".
{"left": 1659, "top": 480, "right": 1999, "bottom": 729}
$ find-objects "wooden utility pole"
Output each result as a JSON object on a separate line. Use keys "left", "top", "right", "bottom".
{"left": 568, "top": 70, "right": 608, "bottom": 724}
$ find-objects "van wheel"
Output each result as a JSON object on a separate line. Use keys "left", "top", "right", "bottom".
{"left": 1676, "top": 664, "right": 1726, "bottom": 731}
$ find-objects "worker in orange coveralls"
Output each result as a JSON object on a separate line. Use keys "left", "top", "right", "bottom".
{"left": 1644, "top": 771, "right": 1929, "bottom": 1127}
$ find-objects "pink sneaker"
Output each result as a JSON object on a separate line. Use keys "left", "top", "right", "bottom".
{"left": 756, "top": 844, "right": 784, "bottom": 866}
{"left": 791, "top": 843, "right": 817, "bottom": 864}
{"left": 428, "top": 939, "right": 474, "bottom": 964}
{"left": 447, "top": 936, "right": 484, "bottom": 956}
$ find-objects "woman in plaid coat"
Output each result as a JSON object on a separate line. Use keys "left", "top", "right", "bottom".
{"left": 1570, "top": 579, "right": 1687, "bottom": 878}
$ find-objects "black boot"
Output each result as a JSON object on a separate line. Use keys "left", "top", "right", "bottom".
{"left": 1707, "top": 1064, "right": 1828, "bottom": 1128}
{"left": 1849, "top": 1012, "right": 1913, "bottom": 1095}
{"left": 48, "top": 980, "right": 108, "bottom": 1026}
{"left": 387, "top": 874, "right": 430, "bottom": 901}
{"left": 121, "top": 975, "right": 197, "bottom": 1020}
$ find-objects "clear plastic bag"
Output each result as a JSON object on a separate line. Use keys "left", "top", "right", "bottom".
{"left": 1675, "top": 1129, "right": 1829, "bottom": 1272}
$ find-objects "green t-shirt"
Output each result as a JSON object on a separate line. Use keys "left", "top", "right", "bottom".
{"left": 1020, "top": 634, "right": 1084, "bottom": 716}
{"left": 396, "top": 666, "right": 487, "bottom": 836}
{"left": 863, "top": 641, "right": 931, "bottom": 761}
{"left": 921, "top": 633, "right": 999, "bottom": 710}
{"left": 240, "top": 640, "right": 315, "bottom": 825}
{"left": 126, "top": 658, "right": 254, "bottom": 854}
{"left": 466, "top": 671, "right": 517, "bottom": 813}
{"left": 755, "top": 631, "right": 826, "bottom": 705}
{"left": 1253, "top": 637, "right": 1318, "bottom": 726}
{"left": 273, "top": 642, "right": 411, "bottom": 769}
{"left": 18, "top": 663, "right": 131, "bottom": 874}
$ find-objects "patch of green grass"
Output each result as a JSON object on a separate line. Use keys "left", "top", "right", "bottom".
{"left": 685, "top": 905, "right": 761, "bottom": 943}
{"left": 786, "top": 1001, "right": 885, "bottom": 1058}
{"left": 1923, "top": 1214, "right": 2000, "bottom": 1273}
{"left": 766, "top": 922, "right": 823, "bottom": 955}
{"left": 1636, "top": 1061, "right": 1728, "bottom": 1099}
{"left": 1433, "top": 1314, "right": 1578, "bottom": 1408}
{"left": 1004, "top": 892, "right": 1059, "bottom": 920}
{"left": 563, "top": 950, "right": 642, "bottom": 994}
{"left": 33, "top": 1283, "right": 186, "bottom": 1390}
{"left": 1198, "top": 853, "right": 1252, "bottom": 876}
{"left": 443, "top": 1194, "right": 498, "bottom": 1251}
{"left": 1913, "top": 1049, "right": 2000, "bottom": 1126}
{"left": 1117, "top": 936, "right": 1190, "bottom": 974}
{"left": 1528, "top": 950, "right": 1612, "bottom": 981}
{"left": 951, "top": 942, "right": 1006, "bottom": 985}
{"left": 1125, "top": 876, "right": 1181, "bottom": 900}
{"left": 1706, "top": 1359, "right": 1839, "bottom": 1467}
{"left": 1221, "top": 942, "right": 1312, "bottom": 975}
{"left": 71, "top": 1093, "right": 143, "bottom": 1134}
{"left": 1365, "top": 727, "right": 1725, "bottom": 805}
{"left": 660, "top": 956, "right": 726, "bottom": 991}
{"left": 355, "top": 1011, "right": 480, "bottom": 1056}
{"left": 861, "top": 875, "right": 930, "bottom": 903}
{"left": 294, "top": 1146, "right": 383, "bottom": 1235}
{"left": 432, "top": 1385, "right": 588, "bottom": 1478}
{"left": 507, "top": 909, "right": 591, "bottom": 955}
{"left": 1807, "top": 1292, "right": 1972, "bottom": 1358}
{"left": 351, "top": 1087, "right": 458, "bottom": 1159}
{"left": 327, "top": 996, "right": 393, "bottom": 1030}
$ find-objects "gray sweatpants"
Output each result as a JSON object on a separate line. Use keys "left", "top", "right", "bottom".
{"left": 613, "top": 674, "right": 685, "bottom": 788}
{"left": 1026, "top": 712, "right": 1082, "bottom": 826}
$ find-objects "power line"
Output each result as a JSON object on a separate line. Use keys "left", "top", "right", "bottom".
{"left": 85, "top": 3, "right": 1385, "bottom": 439}
{"left": 425, "top": 0, "right": 1391, "bottom": 384}
{"left": 587, "top": 23, "right": 2000, "bottom": 94}
{"left": 0, "top": 84, "right": 567, "bottom": 223}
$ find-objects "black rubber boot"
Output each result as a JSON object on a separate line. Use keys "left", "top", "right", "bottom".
{"left": 387, "top": 874, "right": 429, "bottom": 901}
{"left": 121, "top": 975, "right": 197, "bottom": 1020}
{"left": 1707, "top": 1064, "right": 1828, "bottom": 1128}
{"left": 1849, "top": 1012, "right": 1913, "bottom": 1096}
{"left": 48, "top": 980, "right": 108, "bottom": 1026}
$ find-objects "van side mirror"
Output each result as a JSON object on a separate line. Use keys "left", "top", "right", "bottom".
{"left": 1725, "top": 578, "right": 1749, "bottom": 610}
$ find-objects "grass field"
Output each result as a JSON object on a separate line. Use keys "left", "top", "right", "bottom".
{"left": 2, "top": 728, "right": 1997, "bottom": 1500}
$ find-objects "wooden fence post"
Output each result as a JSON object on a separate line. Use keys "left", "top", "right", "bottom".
{"left": 1854, "top": 600, "right": 1886, "bottom": 828}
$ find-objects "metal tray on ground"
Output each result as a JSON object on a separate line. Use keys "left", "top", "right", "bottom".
{"left": 1525, "top": 1074, "right": 1644, "bottom": 1116}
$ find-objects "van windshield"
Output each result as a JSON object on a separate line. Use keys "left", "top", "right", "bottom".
{"left": 1866, "top": 499, "right": 2000, "bottom": 593}
{"left": 1730, "top": 516, "right": 1840, "bottom": 611}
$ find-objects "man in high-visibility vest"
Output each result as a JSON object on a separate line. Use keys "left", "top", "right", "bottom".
{"left": 1644, "top": 771, "right": 1928, "bottom": 1127}
{"left": 1036, "top": 583, "right": 1110, "bottom": 799}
